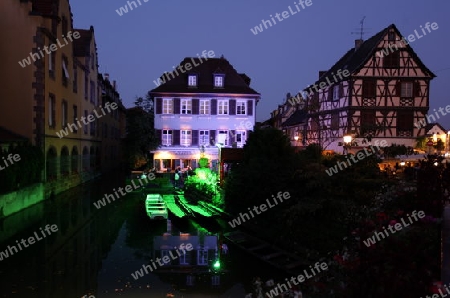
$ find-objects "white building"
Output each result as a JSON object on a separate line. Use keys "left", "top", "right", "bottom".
{"left": 150, "top": 56, "right": 260, "bottom": 172}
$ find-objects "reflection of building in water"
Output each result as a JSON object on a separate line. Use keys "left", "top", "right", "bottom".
{"left": 152, "top": 230, "right": 232, "bottom": 293}
{"left": 0, "top": 182, "right": 127, "bottom": 298}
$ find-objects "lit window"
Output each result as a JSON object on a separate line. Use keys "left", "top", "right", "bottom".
{"left": 333, "top": 85, "right": 340, "bottom": 100}
{"left": 218, "top": 100, "right": 228, "bottom": 115}
{"left": 163, "top": 99, "right": 173, "bottom": 114}
{"left": 401, "top": 82, "right": 413, "bottom": 97}
{"left": 162, "top": 130, "right": 172, "bottom": 146}
{"left": 200, "top": 100, "right": 210, "bottom": 115}
{"left": 218, "top": 130, "right": 227, "bottom": 146}
{"left": 188, "top": 75, "right": 197, "bottom": 87}
{"left": 181, "top": 99, "right": 192, "bottom": 114}
{"left": 181, "top": 130, "right": 192, "bottom": 146}
{"left": 199, "top": 130, "right": 209, "bottom": 146}
{"left": 214, "top": 75, "right": 224, "bottom": 87}
{"left": 236, "top": 101, "right": 246, "bottom": 115}
{"left": 235, "top": 130, "right": 246, "bottom": 147}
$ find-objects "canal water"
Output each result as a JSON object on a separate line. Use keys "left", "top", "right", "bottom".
{"left": 0, "top": 174, "right": 285, "bottom": 298}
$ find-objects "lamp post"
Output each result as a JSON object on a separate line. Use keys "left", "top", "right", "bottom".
{"left": 343, "top": 135, "right": 352, "bottom": 155}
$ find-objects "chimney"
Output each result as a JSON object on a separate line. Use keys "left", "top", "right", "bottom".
{"left": 104, "top": 73, "right": 109, "bottom": 81}
{"left": 113, "top": 80, "right": 117, "bottom": 90}
{"left": 355, "top": 39, "right": 363, "bottom": 50}
{"left": 319, "top": 71, "right": 327, "bottom": 79}
{"left": 286, "top": 92, "right": 291, "bottom": 101}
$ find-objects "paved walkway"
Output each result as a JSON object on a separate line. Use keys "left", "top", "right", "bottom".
{"left": 442, "top": 204, "right": 450, "bottom": 284}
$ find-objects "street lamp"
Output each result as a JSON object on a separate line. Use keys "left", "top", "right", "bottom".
{"left": 343, "top": 134, "right": 352, "bottom": 154}
{"left": 294, "top": 129, "right": 300, "bottom": 143}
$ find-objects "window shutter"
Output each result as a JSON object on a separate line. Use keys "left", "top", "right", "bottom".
{"left": 156, "top": 129, "right": 162, "bottom": 143}
{"left": 230, "top": 130, "right": 235, "bottom": 144}
{"left": 247, "top": 100, "right": 253, "bottom": 116}
{"left": 339, "top": 83, "right": 344, "bottom": 98}
{"left": 414, "top": 81, "right": 421, "bottom": 97}
{"left": 173, "top": 130, "right": 180, "bottom": 145}
{"left": 210, "top": 130, "right": 216, "bottom": 145}
{"left": 192, "top": 99, "right": 199, "bottom": 114}
{"left": 173, "top": 98, "right": 180, "bottom": 114}
{"left": 229, "top": 99, "right": 236, "bottom": 115}
{"left": 192, "top": 130, "right": 199, "bottom": 145}
{"left": 396, "top": 81, "right": 401, "bottom": 96}
{"left": 156, "top": 98, "right": 162, "bottom": 114}
{"left": 211, "top": 99, "right": 217, "bottom": 115}
{"left": 328, "top": 88, "right": 333, "bottom": 101}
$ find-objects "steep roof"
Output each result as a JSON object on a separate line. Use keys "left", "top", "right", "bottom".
{"left": 282, "top": 110, "right": 308, "bottom": 127}
{"left": 304, "top": 24, "right": 436, "bottom": 91}
{"left": 150, "top": 57, "right": 260, "bottom": 96}
{"left": 425, "top": 123, "right": 448, "bottom": 134}
{"left": 73, "top": 28, "right": 93, "bottom": 57}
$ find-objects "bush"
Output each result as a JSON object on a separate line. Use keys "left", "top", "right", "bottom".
{"left": 0, "top": 143, "right": 43, "bottom": 194}
{"left": 183, "top": 169, "right": 218, "bottom": 205}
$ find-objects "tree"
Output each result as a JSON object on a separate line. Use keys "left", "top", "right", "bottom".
{"left": 125, "top": 93, "right": 159, "bottom": 170}
{"left": 224, "top": 127, "right": 298, "bottom": 212}
{"left": 434, "top": 138, "right": 445, "bottom": 153}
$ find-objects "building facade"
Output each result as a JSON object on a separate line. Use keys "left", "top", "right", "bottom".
{"left": 269, "top": 24, "right": 436, "bottom": 153}
{"left": 150, "top": 56, "right": 260, "bottom": 172}
{"left": 0, "top": 0, "right": 125, "bottom": 197}
{"left": 303, "top": 24, "right": 436, "bottom": 152}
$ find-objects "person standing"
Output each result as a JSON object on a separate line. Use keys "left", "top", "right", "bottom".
{"left": 174, "top": 169, "right": 180, "bottom": 189}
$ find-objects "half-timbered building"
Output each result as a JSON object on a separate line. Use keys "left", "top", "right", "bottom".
{"left": 304, "top": 24, "right": 436, "bottom": 152}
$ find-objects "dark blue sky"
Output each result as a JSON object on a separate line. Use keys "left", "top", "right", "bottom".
{"left": 71, "top": 0, "right": 450, "bottom": 127}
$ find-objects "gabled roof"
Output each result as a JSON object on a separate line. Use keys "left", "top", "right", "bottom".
{"left": 282, "top": 110, "right": 308, "bottom": 127}
{"left": 304, "top": 24, "right": 436, "bottom": 91}
{"left": 150, "top": 57, "right": 260, "bottom": 96}
{"left": 425, "top": 123, "right": 448, "bottom": 134}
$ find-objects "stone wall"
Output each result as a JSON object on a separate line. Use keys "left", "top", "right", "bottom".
{"left": 0, "top": 183, "right": 44, "bottom": 219}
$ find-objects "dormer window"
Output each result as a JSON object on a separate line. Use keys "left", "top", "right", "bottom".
{"left": 188, "top": 75, "right": 197, "bottom": 87}
{"left": 214, "top": 74, "right": 224, "bottom": 88}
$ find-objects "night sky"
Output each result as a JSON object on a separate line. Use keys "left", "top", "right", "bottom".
{"left": 71, "top": 0, "right": 450, "bottom": 126}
